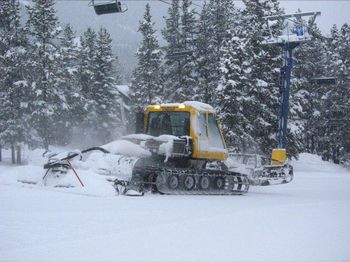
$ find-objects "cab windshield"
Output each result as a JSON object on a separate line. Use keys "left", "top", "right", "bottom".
{"left": 147, "top": 111, "right": 190, "bottom": 137}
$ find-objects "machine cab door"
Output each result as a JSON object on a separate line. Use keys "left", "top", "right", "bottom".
{"left": 195, "top": 112, "right": 227, "bottom": 161}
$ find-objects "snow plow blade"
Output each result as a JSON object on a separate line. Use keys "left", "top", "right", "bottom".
{"left": 253, "top": 164, "right": 293, "bottom": 186}
{"left": 227, "top": 153, "right": 293, "bottom": 186}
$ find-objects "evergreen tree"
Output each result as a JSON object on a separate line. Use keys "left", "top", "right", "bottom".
{"left": 78, "top": 27, "right": 97, "bottom": 109}
{"left": 195, "top": 0, "right": 237, "bottom": 104}
{"left": 76, "top": 27, "right": 98, "bottom": 145}
{"left": 217, "top": 28, "right": 256, "bottom": 152}
{"left": 54, "top": 24, "right": 82, "bottom": 144}
{"left": 81, "top": 27, "right": 122, "bottom": 143}
{"left": 162, "top": 0, "right": 182, "bottom": 101}
{"left": 114, "top": 55, "right": 123, "bottom": 85}
{"left": 194, "top": 3, "right": 211, "bottom": 103}
{"left": 178, "top": 0, "right": 197, "bottom": 100}
{"left": 292, "top": 20, "right": 328, "bottom": 154}
{"left": 0, "top": 0, "right": 31, "bottom": 161}
{"left": 131, "top": 4, "right": 163, "bottom": 107}
{"left": 320, "top": 23, "right": 350, "bottom": 162}
{"left": 162, "top": 0, "right": 197, "bottom": 102}
{"left": 26, "top": 0, "right": 63, "bottom": 149}
{"left": 217, "top": 0, "right": 284, "bottom": 156}
{"left": 240, "top": 0, "right": 286, "bottom": 156}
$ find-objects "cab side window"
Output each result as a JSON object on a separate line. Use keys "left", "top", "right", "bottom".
{"left": 207, "top": 114, "right": 224, "bottom": 149}
{"left": 198, "top": 113, "right": 207, "bottom": 137}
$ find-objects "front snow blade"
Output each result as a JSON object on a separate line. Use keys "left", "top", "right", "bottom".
{"left": 254, "top": 164, "right": 294, "bottom": 186}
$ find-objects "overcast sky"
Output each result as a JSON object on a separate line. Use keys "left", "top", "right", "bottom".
{"left": 20, "top": 0, "right": 350, "bottom": 72}
{"left": 278, "top": 0, "right": 350, "bottom": 34}
{"left": 22, "top": 0, "right": 350, "bottom": 35}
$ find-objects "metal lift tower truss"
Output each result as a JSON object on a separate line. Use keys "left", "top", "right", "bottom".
{"left": 263, "top": 11, "right": 321, "bottom": 149}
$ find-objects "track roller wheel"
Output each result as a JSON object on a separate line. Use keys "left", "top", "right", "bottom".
{"left": 199, "top": 176, "right": 210, "bottom": 190}
{"left": 184, "top": 175, "right": 195, "bottom": 190}
{"left": 167, "top": 174, "right": 179, "bottom": 189}
{"left": 214, "top": 176, "right": 225, "bottom": 190}
{"left": 149, "top": 173, "right": 159, "bottom": 193}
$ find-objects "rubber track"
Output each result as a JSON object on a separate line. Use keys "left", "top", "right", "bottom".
{"left": 155, "top": 168, "right": 249, "bottom": 195}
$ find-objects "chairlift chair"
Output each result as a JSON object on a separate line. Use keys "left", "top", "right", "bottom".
{"left": 166, "top": 49, "right": 193, "bottom": 60}
{"left": 311, "top": 77, "right": 337, "bottom": 85}
{"left": 91, "top": 0, "right": 128, "bottom": 15}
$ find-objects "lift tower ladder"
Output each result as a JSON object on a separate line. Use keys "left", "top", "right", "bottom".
{"left": 263, "top": 11, "right": 320, "bottom": 149}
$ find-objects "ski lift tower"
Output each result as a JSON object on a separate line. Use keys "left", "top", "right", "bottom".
{"left": 263, "top": 11, "right": 320, "bottom": 163}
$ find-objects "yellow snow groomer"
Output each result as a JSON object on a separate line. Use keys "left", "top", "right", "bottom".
{"left": 117, "top": 101, "right": 292, "bottom": 195}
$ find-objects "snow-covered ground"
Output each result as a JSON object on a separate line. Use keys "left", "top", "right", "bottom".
{"left": 0, "top": 149, "right": 349, "bottom": 261}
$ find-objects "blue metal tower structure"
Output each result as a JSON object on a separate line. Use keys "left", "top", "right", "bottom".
{"left": 263, "top": 11, "right": 321, "bottom": 150}
{"left": 277, "top": 42, "right": 299, "bottom": 148}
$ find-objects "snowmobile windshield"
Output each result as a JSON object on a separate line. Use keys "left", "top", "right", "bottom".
{"left": 147, "top": 111, "right": 190, "bottom": 137}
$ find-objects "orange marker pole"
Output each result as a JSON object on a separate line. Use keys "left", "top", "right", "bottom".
{"left": 66, "top": 159, "right": 84, "bottom": 187}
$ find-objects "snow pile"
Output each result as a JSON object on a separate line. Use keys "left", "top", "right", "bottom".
{"left": 0, "top": 145, "right": 127, "bottom": 197}
{"left": 80, "top": 152, "right": 137, "bottom": 180}
{"left": 101, "top": 139, "right": 151, "bottom": 157}
{"left": 122, "top": 134, "right": 154, "bottom": 140}
{"left": 154, "top": 134, "right": 181, "bottom": 142}
{"left": 263, "top": 34, "right": 311, "bottom": 44}
{"left": 183, "top": 101, "right": 215, "bottom": 112}
{"left": 42, "top": 168, "right": 116, "bottom": 197}
{"left": 158, "top": 138, "right": 174, "bottom": 162}
{"left": 0, "top": 165, "right": 44, "bottom": 185}
{"left": 116, "top": 85, "right": 130, "bottom": 98}
{"left": 225, "top": 157, "right": 254, "bottom": 176}
{"left": 292, "top": 153, "right": 349, "bottom": 174}
{"left": 0, "top": 138, "right": 153, "bottom": 196}
{"left": 123, "top": 134, "right": 183, "bottom": 161}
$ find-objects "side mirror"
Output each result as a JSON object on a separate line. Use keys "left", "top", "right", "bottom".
{"left": 135, "top": 112, "right": 144, "bottom": 134}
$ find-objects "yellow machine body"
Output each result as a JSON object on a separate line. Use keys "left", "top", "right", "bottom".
{"left": 144, "top": 103, "right": 228, "bottom": 161}
{"left": 271, "top": 148, "right": 287, "bottom": 166}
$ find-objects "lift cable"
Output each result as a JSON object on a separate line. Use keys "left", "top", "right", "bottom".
{"left": 52, "top": 0, "right": 203, "bottom": 8}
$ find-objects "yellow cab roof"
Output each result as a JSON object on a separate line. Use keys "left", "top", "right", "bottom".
{"left": 146, "top": 101, "right": 216, "bottom": 114}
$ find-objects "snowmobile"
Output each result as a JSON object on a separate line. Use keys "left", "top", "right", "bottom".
{"left": 43, "top": 101, "right": 293, "bottom": 195}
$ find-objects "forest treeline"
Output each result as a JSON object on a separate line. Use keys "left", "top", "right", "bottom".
{"left": 0, "top": 0, "right": 349, "bottom": 164}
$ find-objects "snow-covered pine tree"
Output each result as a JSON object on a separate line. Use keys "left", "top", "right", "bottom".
{"left": 74, "top": 27, "right": 98, "bottom": 145}
{"left": 162, "top": 0, "right": 197, "bottom": 102}
{"left": 54, "top": 24, "right": 83, "bottom": 145}
{"left": 78, "top": 27, "right": 96, "bottom": 110}
{"left": 320, "top": 23, "right": 350, "bottom": 162}
{"left": 195, "top": 0, "right": 237, "bottom": 104}
{"left": 239, "top": 0, "right": 287, "bottom": 156}
{"left": 114, "top": 55, "right": 123, "bottom": 85}
{"left": 178, "top": 0, "right": 197, "bottom": 100}
{"left": 327, "top": 24, "right": 341, "bottom": 79}
{"left": 162, "top": 0, "right": 182, "bottom": 101}
{"left": 216, "top": 0, "right": 284, "bottom": 155}
{"left": 333, "top": 23, "right": 350, "bottom": 162}
{"left": 131, "top": 3, "right": 163, "bottom": 108}
{"left": 0, "top": 0, "right": 31, "bottom": 162}
{"left": 26, "top": 0, "right": 63, "bottom": 149}
{"left": 194, "top": 3, "right": 211, "bottom": 103}
{"left": 292, "top": 20, "right": 328, "bottom": 154}
{"left": 90, "top": 27, "right": 121, "bottom": 143}
{"left": 216, "top": 27, "right": 256, "bottom": 152}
